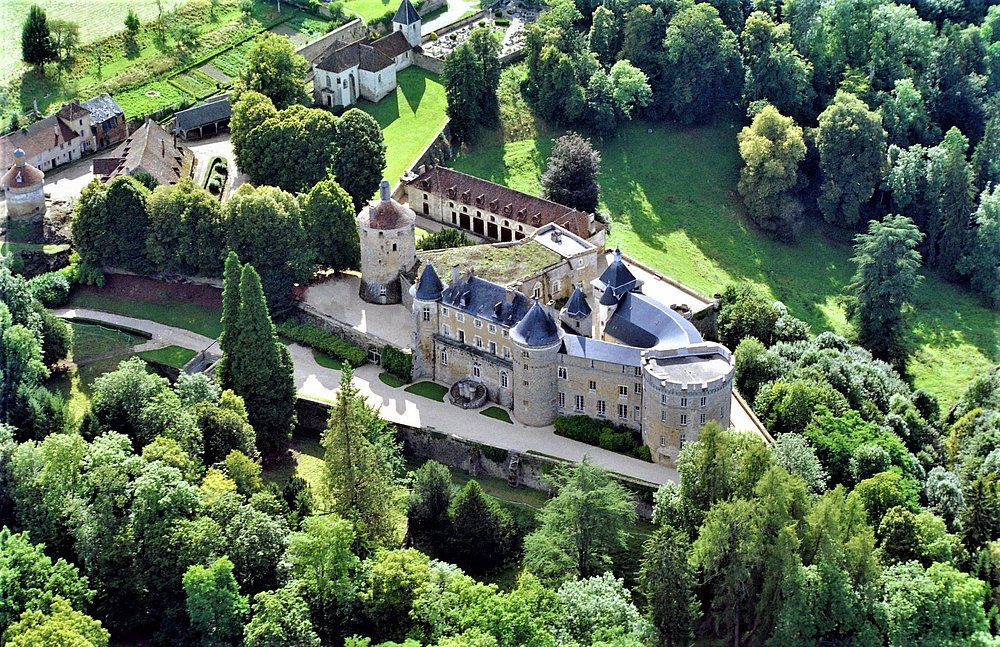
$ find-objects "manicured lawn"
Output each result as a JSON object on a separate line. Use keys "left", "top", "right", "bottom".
{"left": 67, "top": 289, "right": 223, "bottom": 339}
{"left": 379, "top": 372, "right": 406, "bottom": 387}
{"left": 341, "top": 0, "right": 400, "bottom": 22}
{"left": 312, "top": 350, "right": 344, "bottom": 370}
{"left": 358, "top": 66, "right": 448, "bottom": 188}
{"left": 480, "top": 406, "right": 513, "bottom": 424}
{"left": 451, "top": 121, "right": 998, "bottom": 407}
{"left": 405, "top": 380, "right": 449, "bottom": 402}
{"left": 137, "top": 345, "right": 198, "bottom": 369}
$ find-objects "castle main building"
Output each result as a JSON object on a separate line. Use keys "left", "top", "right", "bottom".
{"left": 358, "top": 181, "right": 734, "bottom": 466}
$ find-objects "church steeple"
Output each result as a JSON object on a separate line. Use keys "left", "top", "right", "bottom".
{"left": 393, "top": 0, "right": 422, "bottom": 48}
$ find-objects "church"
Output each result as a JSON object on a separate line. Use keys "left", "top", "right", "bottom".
{"left": 312, "top": 0, "right": 422, "bottom": 108}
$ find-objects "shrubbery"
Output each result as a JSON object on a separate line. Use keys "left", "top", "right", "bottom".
{"left": 555, "top": 415, "right": 651, "bottom": 461}
{"left": 416, "top": 227, "right": 473, "bottom": 251}
{"left": 380, "top": 345, "right": 412, "bottom": 382}
{"left": 277, "top": 322, "right": 368, "bottom": 367}
{"left": 27, "top": 271, "right": 71, "bottom": 307}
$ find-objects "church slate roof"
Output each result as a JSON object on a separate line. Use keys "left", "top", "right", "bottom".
{"left": 603, "top": 291, "right": 702, "bottom": 350}
{"left": 359, "top": 45, "right": 395, "bottom": 72}
{"left": 393, "top": 0, "right": 421, "bottom": 25}
{"left": 510, "top": 301, "right": 560, "bottom": 347}
{"left": 441, "top": 273, "right": 532, "bottom": 327}
{"left": 415, "top": 262, "right": 444, "bottom": 301}
{"left": 564, "top": 285, "right": 591, "bottom": 319}
{"left": 316, "top": 38, "right": 397, "bottom": 74}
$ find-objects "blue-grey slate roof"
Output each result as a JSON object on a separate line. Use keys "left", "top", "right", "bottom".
{"left": 561, "top": 335, "right": 642, "bottom": 366}
{"left": 441, "top": 274, "right": 531, "bottom": 327}
{"left": 564, "top": 286, "right": 591, "bottom": 318}
{"left": 510, "top": 301, "right": 560, "bottom": 347}
{"left": 393, "top": 0, "right": 421, "bottom": 24}
{"left": 81, "top": 94, "right": 123, "bottom": 125}
{"left": 415, "top": 262, "right": 444, "bottom": 301}
{"left": 604, "top": 291, "right": 702, "bottom": 349}
{"left": 598, "top": 248, "right": 637, "bottom": 297}
{"left": 173, "top": 95, "right": 231, "bottom": 132}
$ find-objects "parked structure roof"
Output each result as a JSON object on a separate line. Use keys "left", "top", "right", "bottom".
{"left": 173, "top": 95, "right": 231, "bottom": 132}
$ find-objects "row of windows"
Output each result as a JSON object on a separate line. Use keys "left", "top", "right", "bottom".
{"left": 558, "top": 393, "right": 642, "bottom": 421}
{"left": 559, "top": 366, "right": 643, "bottom": 380}
{"left": 439, "top": 308, "right": 503, "bottom": 333}
{"left": 659, "top": 394, "right": 710, "bottom": 408}
{"left": 445, "top": 201, "right": 528, "bottom": 232}
{"left": 659, "top": 433, "right": 688, "bottom": 448}
{"left": 441, "top": 325, "right": 510, "bottom": 357}
{"left": 439, "top": 351, "right": 510, "bottom": 388}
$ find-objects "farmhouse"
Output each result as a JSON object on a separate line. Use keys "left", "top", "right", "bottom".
{"left": 312, "top": 0, "right": 422, "bottom": 107}
{"left": 400, "top": 165, "right": 605, "bottom": 245}
{"left": 356, "top": 184, "right": 732, "bottom": 466}
{"left": 82, "top": 94, "right": 127, "bottom": 150}
{"left": 0, "top": 101, "right": 95, "bottom": 172}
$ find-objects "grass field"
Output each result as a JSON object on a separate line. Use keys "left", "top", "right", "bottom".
{"left": 358, "top": 66, "right": 448, "bottom": 187}
{"left": 452, "top": 121, "right": 999, "bottom": 407}
{"left": 405, "top": 381, "right": 449, "bottom": 401}
{"left": 481, "top": 406, "right": 513, "bottom": 423}
{"left": 67, "top": 290, "right": 223, "bottom": 338}
{"left": 137, "top": 345, "right": 197, "bottom": 369}
{"left": 0, "top": 0, "right": 187, "bottom": 81}
{"left": 379, "top": 372, "right": 407, "bottom": 387}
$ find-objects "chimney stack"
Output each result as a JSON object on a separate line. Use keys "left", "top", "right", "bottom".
{"left": 451, "top": 265, "right": 460, "bottom": 285}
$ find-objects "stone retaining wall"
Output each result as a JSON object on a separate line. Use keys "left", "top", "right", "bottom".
{"left": 295, "top": 302, "right": 395, "bottom": 357}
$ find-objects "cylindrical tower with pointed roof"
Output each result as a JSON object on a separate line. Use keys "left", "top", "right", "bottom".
{"left": 510, "top": 301, "right": 562, "bottom": 426}
{"left": 1, "top": 148, "right": 45, "bottom": 218}
{"left": 359, "top": 179, "right": 418, "bottom": 304}
{"left": 410, "top": 261, "right": 444, "bottom": 379}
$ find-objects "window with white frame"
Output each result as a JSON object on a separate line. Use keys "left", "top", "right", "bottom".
{"left": 442, "top": 307, "right": 449, "bottom": 317}
{"left": 558, "top": 392, "right": 565, "bottom": 408}
{"left": 488, "top": 341, "right": 496, "bottom": 354}
{"left": 475, "top": 335, "right": 483, "bottom": 348}
{"left": 422, "top": 307, "right": 431, "bottom": 322}
{"left": 473, "top": 365, "right": 481, "bottom": 378}
{"left": 700, "top": 396, "right": 707, "bottom": 407}
{"left": 440, "top": 350, "right": 448, "bottom": 366}
{"left": 634, "top": 382, "right": 641, "bottom": 394}
{"left": 558, "top": 367, "right": 568, "bottom": 379}
{"left": 680, "top": 433, "right": 687, "bottom": 449}
{"left": 500, "top": 371, "right": 508, "bottom": 388}
{"left": 660, "top": 393, "right": 667, "bottom": 405}
{"left": 680, "top": 397, "right": 688, "bottom": 407}
{"left": 443, "top": 324, "right": 451, "bottom": 337}
{"left": 503, "top": 346, "right": 511, "bottom": 359}
{"left": 618, "top": 404, "right": 627, "bottom": 419}
{"left": 474, "top": 319, "right": 482, "bottom": 328}
{"left": 680, "top": 414, "right": 688, "bottom": 425}
{"left": 659, "top": 435, "right": 665, "bottom": 447}
{"left": 634, "top": 367, "right": 641, "bottom": 377}
{"left": 619, "top": 385, "right": 628, "bottom": 397}
{"left": 456, "top": 313, "right": 465, "bottom": 322}
{"left": 488, "top": 323, "right": 496, "bottom": 333}
{"left": 597, "top": 400, "right": 606, "bottom": 416}
{"left": 700, "top": 413, "right": 706, "bottom": 425}
{"left": 575, "top": 395, "right": 585, "bottom": 411}
{"left": 634, "top": 406, "right": 640, "bottom": 421}
{"left": 660, "top": 410, "right": 667, "bottom": 422}
{"left": 458, "top": 330, "right": 465, "bottom": 343}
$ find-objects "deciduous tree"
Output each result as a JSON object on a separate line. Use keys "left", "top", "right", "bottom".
{"left": 737, "top": 106, "right": 806, "bottom": 239}
{"left": 183, "top": 557, "right": 248, "bottom": 647}
{"left": 301, "top": 178, "right": 360, "bottom": 272}
{"left": 958, "top": 185, "right": 1000, "bottom": 308}
{"left": 740, "top": 12, "right": 814, "bottom": 120}
{"left": 816, "top": 92, "right": 886, "bottom": 227}
{"left": 2, "top": 596, "right": 108, "bottom": 647}
{"left": 333, "top": 109, "right": 387, "bottom": 210}
{"left": 640, "top": 526, "right": 699, "bottom": 646}
{"left": 244, "top": 587, "right": 321, "bottom": 647}
{"left": 237, "top": 33, "right": 309, "bottom": 108}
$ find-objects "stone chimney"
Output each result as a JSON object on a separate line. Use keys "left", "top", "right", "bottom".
{"left": 504, "top": 287, "right": 515, "bottom": 304}
{"left": 465, "top": 266, "right": 475, "bottom": 283}
{"left": 379, "top": 179, "right": 391, "bottom": 202}
{"left": 451, "top": 264, "right": 460, "bottom": 285}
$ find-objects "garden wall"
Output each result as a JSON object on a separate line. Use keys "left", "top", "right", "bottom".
{"left": 296, "top": 302, "right": 397, "bottom": 356}
{"left": 294, "top": 396, "right": 656, "bottom": 518}
{"left": 296, "top": 19, "right": 368, "bottom": 68}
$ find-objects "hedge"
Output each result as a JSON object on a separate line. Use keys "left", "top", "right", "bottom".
{"left": 277, "top": 322, "right": 368, "bottom": 367}
{"left": 554, "top": 415, "right": 652, "bottom": 462}
{"left": 380, "top": 345, "right": 413, "bottom": 383}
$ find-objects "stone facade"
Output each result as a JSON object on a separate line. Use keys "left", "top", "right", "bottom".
{"left": 359, "top": 180, "right": 419, "bottom": 304}
{"left": 0, "top": 101, "right": 95, "bottom": 173}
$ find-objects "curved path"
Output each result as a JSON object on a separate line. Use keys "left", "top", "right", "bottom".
{"left": 57, "top": 308, "right": 677, "bottom": 486}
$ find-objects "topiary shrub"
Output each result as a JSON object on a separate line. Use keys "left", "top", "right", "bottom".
{"left": 381, "top": 345, "right": 413, "bottom": 382}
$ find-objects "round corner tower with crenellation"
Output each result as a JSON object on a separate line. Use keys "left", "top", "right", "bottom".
{"left": 359, "top": 179, "right": 418, "bottom": 305}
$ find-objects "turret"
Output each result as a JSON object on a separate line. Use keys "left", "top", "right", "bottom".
{"left": 591, "top": 247, "right": 636, "bottom": 339}
{"left": 410, "top": 261, "right": 444, "bottom": 379}
{"left": 510, "top": 301, "right": 562, "bottom": 426}
{"left": 560, "top": 284, "right": 592, "bottom": 336}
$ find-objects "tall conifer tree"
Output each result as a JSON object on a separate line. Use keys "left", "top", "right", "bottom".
{"left": 217, "top": 252, "right": 242, "bottom": 390}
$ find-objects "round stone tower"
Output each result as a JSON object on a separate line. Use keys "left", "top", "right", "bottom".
{"left": 510, "top": 301, "right": 562, "bottom": 426}
{"left": 410, "top": 261, "right": 444, "bottom": 380}
{"left": 1, "top": 149, "right": 45, "bottom": 218}
{"left": 359, "top": 179, "right": 417, "bottom": 304}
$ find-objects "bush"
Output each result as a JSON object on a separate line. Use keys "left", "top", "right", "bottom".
{"left": 381, "top": 345, "right": 413, "bottom": 382}
{"left": 555, "top": 415, "right": 603, "bottom": 445}
{"left": 599, "top": 427, "right": 638, "bottom": 453}
{"left": 632, "top": 445, "right": 652, "bottom": 462}
{"left": 276, "top": 321, "right": 368, "bottom": 367}
{"left": 27, "top": 271, "right": 71, "bottom": 307}
{"left": 430, "top": 31, "right": 439, "bottom": 41}
{"left": 64, "top": 253, "right": 105, "bottom": 287}
{"left": 495, "top": 18, "right": 511, "bottom": 26}
{"left": 416, "top": 227, "right": 473, "bottom": 251}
